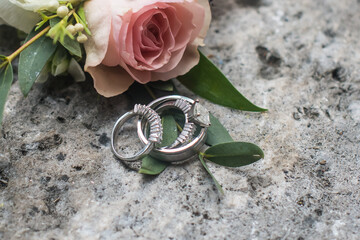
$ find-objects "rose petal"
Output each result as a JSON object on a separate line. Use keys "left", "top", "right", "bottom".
{"left": 154, "top": 45, "right": 186, "bottom": 73}
{"left": 195, "top": 0, "right": 211, "bottom": 45}
{"left": 111, "top": 0, "right": 186, "bottom": 13}
{"left": 164, "top": 6, "right": 182, "bottom": 39}
{"left": 151, "top": 43, "right": 199, "bottom": 81}
{"left": 84, "top": 0, "right": 112, "bottom": 69}
{"left": 102, "top": 15, "right": 124, "bottom": 67}
{"left": 184, "top": 1, "right": 205, "bottom": 43}
{"left": 168, "top": 3, "right": 196, "bottom": 52}
{"left": 87, "top": 64, "right": 134, "bottom": 97}
{"left": 118, "top": 62, "right": 152, "bottom": 84}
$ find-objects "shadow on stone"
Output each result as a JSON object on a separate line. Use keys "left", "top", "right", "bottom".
{"left": 0, "top": 25, "right": 22, "bottom": 53}
{"left": 235, "top": 0, "right": 263, "bottom": 7}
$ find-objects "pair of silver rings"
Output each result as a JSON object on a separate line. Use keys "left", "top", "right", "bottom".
{"left": 111, "top": 95, "right": 211, "bottom": 162}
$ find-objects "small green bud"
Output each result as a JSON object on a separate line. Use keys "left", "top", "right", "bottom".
{"left": 74, "top": 23, "right": 84, "bottom": 32}
{"left": 57, "top": 6, "right": 69, "bottom": 18}
{"left": 77, "top": 34, "right": 88, "bottom": 43}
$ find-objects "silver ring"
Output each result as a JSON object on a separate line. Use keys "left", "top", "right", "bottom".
{"left": 143, "top": 98, "right": 196, "bottom": 148}
{"left": 111, "top": 104, "right": 162, "bottom": 161}
{"left": 137, "top": 95, "right": 210, "bottom": 162}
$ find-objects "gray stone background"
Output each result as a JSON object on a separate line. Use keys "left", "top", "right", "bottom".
{"left": 1, "top": 0, "right": 360, "bottom": 239}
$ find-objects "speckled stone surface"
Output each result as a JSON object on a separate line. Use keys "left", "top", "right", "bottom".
{"left": 1, "top": 0, "right": 360, "bottom": 239}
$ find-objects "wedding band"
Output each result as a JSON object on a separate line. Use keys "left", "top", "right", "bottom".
{"left": 137, "top": 95, "right": 210, "bottom": 162}
{"left": 111, "top": 104, "right": 162, "bottom": 161}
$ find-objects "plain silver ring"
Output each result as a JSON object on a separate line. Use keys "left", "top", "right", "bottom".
{"left": 111, "top": 104, "right": 162, "bottom": 161}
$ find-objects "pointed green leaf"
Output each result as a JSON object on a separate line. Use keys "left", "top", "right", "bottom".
{"left": 204, "top": 142, "right": 264, "bottom": 167}
{"left": 62, "top": 35, "right": 82, "bottom": 58}
{"left": 77, "top": 3, "right": 91, "bottom": 35}
{"left": 178, "top": 51, "right": 267, "bottom": 112}
{"left": 35, "top": 60, "right": 50, "bottom": 83}
{"left": 139, "top": 114, "right": 178, "bottom": 175}
{"left": 206, "top": 113, "right": 233, "bottom": 146}
{"left": 199, "top": 154, "right": 224, "bottom": 194}
{"left": 0, "top": 61, "right": 14, "bottom": 126}
{"left": 139, "top": 155, "right": 169, "bottom": 175}
{"left": 19, "top": 29, "right": 57, "bottom": 96}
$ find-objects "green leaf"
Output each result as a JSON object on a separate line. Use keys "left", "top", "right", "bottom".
{"left": 206, "top": 113, "right": 233, "bottom": 146}
{"left": 49, "top": 18, "right": 60, "bottom": 28}
{"left": 139, "top": 156, "right": 169, "bottom": 175}
{"left": 139, "top": 114, "right": 178, "bottom": 175}
{"left": 204, "top": 142, "right": 264, "bottom": 167}
{"left": 51, "top": 46, "right": 70, "bottom": 76}
{"left": 149, "top": 80, "right": 174, "bottom": 92}
{"left": 158, "top": 114, "right": 178, "bottom": 147}
{"left": 62, "top": 35, "right": 82, "bottom": 58}
{"left": 18, "top": 29, "right": 57, "bottom": 96}
{"left": 77, "top": 4, "right": 86, "bottom": 22}
{"left": 178, "top": 51, "right": 267, "bottom": 112}
{"left": 35, "top": 60, "right": 50, "bottom": 83}
{"left": 77, "top": 3, "right": 91, "bottom": 35}
{"left": 199, "top": 154, "right": 224, "bottom": 194}
{"left": 0, "top": 60, "right": 13, "bottom": 126}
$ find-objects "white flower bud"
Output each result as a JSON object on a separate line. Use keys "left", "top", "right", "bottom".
{"left": 66, "top": 25, "right": 76, "bottom": 35}
{"left": 74, "top": 23, "right": 84, "bottom": 32}
{"left": 48, "top": 1, "right": 60, "bottom": 11}
{"left": 57, "top": 6, "right": 69, "bottom": 18}
{"left": 77, "top": 34, "right": 88, "bottom": 43}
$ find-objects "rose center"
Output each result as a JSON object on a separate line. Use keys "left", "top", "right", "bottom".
{"left": 143, "top": 13, "right": 164, "bottom": 48}
{"left": 145, "top": 23, "right": 161, "bottom": 46}
{"left": 148, "top": 24, "right": 158, "bottom": 37}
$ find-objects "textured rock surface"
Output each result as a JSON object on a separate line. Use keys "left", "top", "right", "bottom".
{"left": 1, "top": 0, "right": 360, "bottom": 239}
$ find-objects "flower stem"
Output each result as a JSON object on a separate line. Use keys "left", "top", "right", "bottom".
{"left": 6, "top": 26, "right": 51, "bottom": 63}
{"left": 0, "top": 61, "right": 7, "bottom": 69}
{"left": 199, "top": 154, "right": 224, "bottom": 195}
{"left": 48, "top": 15, "right": 59, "bottom": 20}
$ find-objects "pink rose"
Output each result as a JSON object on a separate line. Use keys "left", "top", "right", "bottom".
{"left": 84, "top": 0, "right": 211, "bottom": 97}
